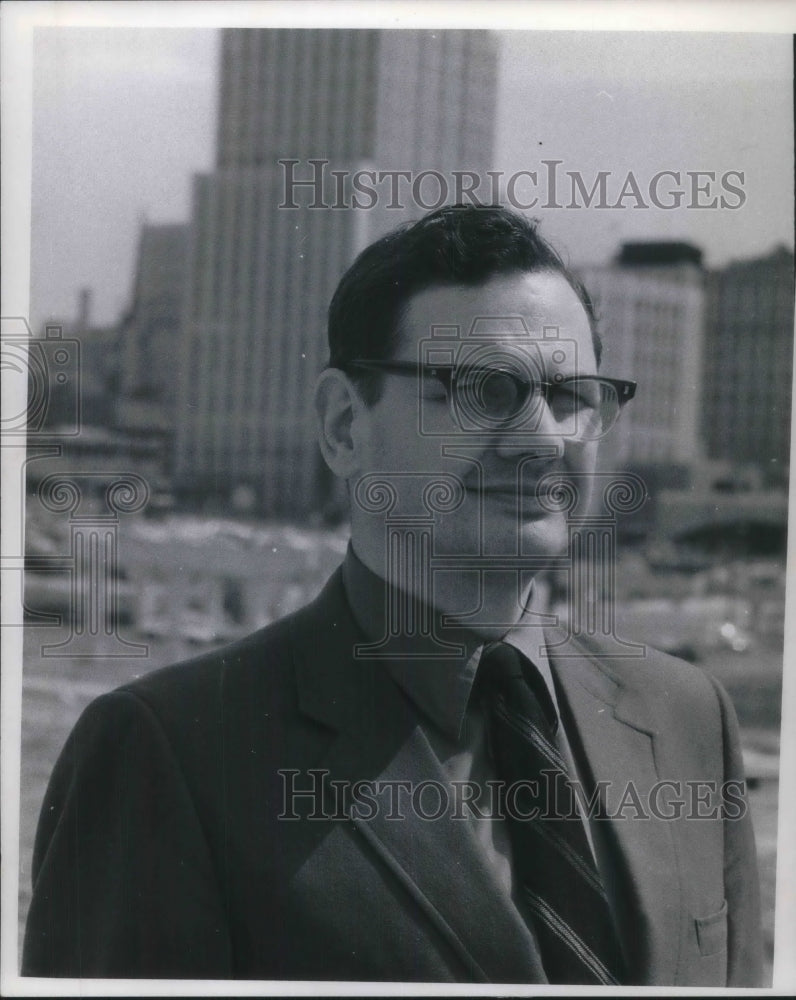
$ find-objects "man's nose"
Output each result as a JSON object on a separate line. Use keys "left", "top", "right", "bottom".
{"left": 492, "top": 397, "right": 566, "bottom": 460}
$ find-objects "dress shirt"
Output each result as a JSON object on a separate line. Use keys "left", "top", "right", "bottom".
{"left": 341, "top": 543, "right": 625, "bottom": 949}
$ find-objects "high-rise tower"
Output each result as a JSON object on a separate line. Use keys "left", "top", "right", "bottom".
{"left": 578, "top": 242, "right": 707, "bottom": 471}
{"left": 175, "top": 29, "right": 498, "bottom": 516}
{"left": 701, "top": 246, "right": 794, "bottom": 485}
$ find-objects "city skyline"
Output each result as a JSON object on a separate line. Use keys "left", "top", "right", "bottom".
{"left": 29, "top": 27, "right": 794, "bottom": 332}
{"left": 23, "top": 24, "right": 794, "bottom": 517}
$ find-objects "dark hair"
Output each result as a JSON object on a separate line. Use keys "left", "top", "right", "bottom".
{"left": 327, "top": 204, "right": 601, "bottom": 403}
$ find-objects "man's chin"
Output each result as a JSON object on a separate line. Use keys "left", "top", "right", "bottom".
{"left": 517, "top": 510, "right": 570, "bottom": 562}
{"left": 470, "top": 505, "right": 569, "bottom": 562}
{"left": 432, "top": 501, "right": 570, "bottom": 561}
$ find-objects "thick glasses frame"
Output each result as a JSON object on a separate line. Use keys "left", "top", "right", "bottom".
{"left": 344, "top": 359, "right": 637, "bottom": 439}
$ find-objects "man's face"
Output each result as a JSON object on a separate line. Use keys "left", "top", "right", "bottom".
{"left": 350, "top": 270, "right": 599, "bottom": 576}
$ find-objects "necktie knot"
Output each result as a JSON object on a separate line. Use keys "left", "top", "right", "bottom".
{"left": 478, "top": 641, "right": 559, "bottom": 734}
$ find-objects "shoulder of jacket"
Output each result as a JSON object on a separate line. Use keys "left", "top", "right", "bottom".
{"left": 557, "top": 627, "right": 724, "bottom": 711}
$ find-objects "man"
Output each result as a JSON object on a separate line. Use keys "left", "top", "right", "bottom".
{"left": 23, "top": 205, "right": 762, "bottom": 984}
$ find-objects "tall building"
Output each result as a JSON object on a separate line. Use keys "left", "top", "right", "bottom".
{"left": 175, "top": 29, "right": 498, "bottom": 516}
{"left": 701, "top": 246, "right": 794, "bottom": 485}
{"left": 39, "top": 290, "right": 120, "bottom": 430}
{"left": 117, "top": 223, "right": 189, "bottom": 438}
{"left": 578, "top": 242, "right": 706, "bottom": 471}
{"left": 26, "top": 291, "right": 167, "bottom": 508}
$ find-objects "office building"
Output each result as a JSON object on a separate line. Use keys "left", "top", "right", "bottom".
{"left": 174, "top": 28, "right": 498, "bottom": 516}
{"left": 117, "top": 223, "right": 189, "bottom": 440}
{"left": 578, "top": 242, "right": 707, "bottom": 471}
{"left": 701, "top": 246, "right": 794, "bottom": 485}
{"left": 38, "top": 290, "right": 119, "bottom": 431}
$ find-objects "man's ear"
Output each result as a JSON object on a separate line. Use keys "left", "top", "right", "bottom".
{"left": 314, "top": 368, "right": 367, "bottom": 478}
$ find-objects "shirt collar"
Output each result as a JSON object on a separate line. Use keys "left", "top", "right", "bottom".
{"left": 503, "top": 619, "right": 561, "bottom": 720}
{"left": 341, "top": 543, "right": 561, "bottom": 741}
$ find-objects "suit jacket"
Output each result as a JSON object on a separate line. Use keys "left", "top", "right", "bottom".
{"left": 22, "top": 567, "right": 762, "bottom": 984}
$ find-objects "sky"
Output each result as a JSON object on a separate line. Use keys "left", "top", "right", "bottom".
{"left": 26, "top": 23, "right": 794, "bottom": 331}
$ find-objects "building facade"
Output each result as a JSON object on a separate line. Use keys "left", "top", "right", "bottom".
{"left": 117, "top": 223, "right": 189, "bottom": 438}
{"left": 578, "top": 242, "right": 707, "bottom": 471}
{"left": 701, "top": 246, "right": 794, "bottom": 485}
{"left": 174, "top": 29, "right": 498, "bottom": 516}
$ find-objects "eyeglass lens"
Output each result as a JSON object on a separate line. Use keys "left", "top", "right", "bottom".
{"left": 453, "top": 371, "right": 619, "bottom": 438}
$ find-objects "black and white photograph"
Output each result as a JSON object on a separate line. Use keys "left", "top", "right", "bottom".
{"left": 2, "top": 1, "right": 794, "bottom": 993}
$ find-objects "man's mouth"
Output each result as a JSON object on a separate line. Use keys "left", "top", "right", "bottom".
{"left": 473, "top": 480, "right": 563, "bottom": 502}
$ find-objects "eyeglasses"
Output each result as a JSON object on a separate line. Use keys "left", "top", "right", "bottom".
{"left": 344, "top": 359, "right": 636, "bottom": 440}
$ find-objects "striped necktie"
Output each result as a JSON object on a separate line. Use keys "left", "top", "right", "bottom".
{"left": 478, "top": 641, "right": 625, "bottom": 985}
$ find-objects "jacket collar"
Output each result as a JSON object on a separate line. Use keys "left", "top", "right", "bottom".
{"left": 291, "top": 567, "right": 400, "bottom": 736}
{"left": 546, "top": 629, "right": 680, "bottom": 984}
{"left": 289, "top": 568, "right": 546, "bottom": 982}
{"left": 291, "top": 571, "right": 679, "bottom": 984}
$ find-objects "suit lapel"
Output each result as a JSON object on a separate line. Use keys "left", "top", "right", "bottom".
{"left": 546, "top": 629, "right": 680, "bottom": 984}
{"left": 291, "top": 571, "right": 546, "bottom": 983}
